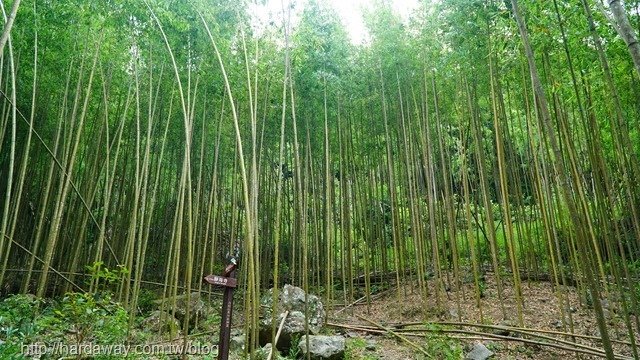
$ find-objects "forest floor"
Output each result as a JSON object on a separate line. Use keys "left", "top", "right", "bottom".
{"left": 328, "top": 273, "right": 639, "bottom": 359}
{"left": 3, "top": 272, "right": 638, "bottom": 359}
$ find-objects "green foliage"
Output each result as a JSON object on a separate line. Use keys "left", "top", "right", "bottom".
{"left": 286, "top": 333, "right": 302, "bottom": 358}
{"left": 86, "top": 262, "right": 129, "bottom": 293}
{"left": 0, "top": 293, "right": 128, "bottom": 359}
{"left": 2, "top": 0, "right": 640, "bottom": 357}
{"left": 135, "top": 288, "right": 159, "bottom": 315}
{"left": 198, "top": 310, "right": 221, "bottom": 333}
{"left": 0, "top": 342, "right": 24, "bottom": 360}
{"left": 0, "top": 295, "right": 40, "bottom": 336}
{"left": 0, "top": 294, "right": 41, "bottom": 354}
{"left": 345, "top": 337, "right": 379, "bottom": 360}
{"left": 422, "top": 324, "right": 463, "bottom": 359}
{"left": 369, "top": 282, "right": 390, "bottom": 294}
{"left": 57, "top": 292, "right": 128, "bottom": 344}
{"left": 477, "top": 278, "right": 487, "bottom": 299}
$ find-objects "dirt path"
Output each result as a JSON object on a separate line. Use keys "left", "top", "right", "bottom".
{"left": 329, "top": 274, "right": 639, "bottom": 359}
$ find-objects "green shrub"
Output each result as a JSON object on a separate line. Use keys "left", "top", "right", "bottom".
{"left": 0, "top": 294, "right": 41, "bottom": 342}
{"left": 57, "top": 292, "right": 128, "bottom": 344}
{"left": 345, "top": 338, "right": 378, "bottom": 360}
{"left": 423, "top": 324, "right": 463, "bottom": 359}
{"left": 0, "top": 292, "right": 128, "bottom": 359}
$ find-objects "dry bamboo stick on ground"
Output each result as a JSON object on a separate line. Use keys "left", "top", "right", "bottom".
{"left": 354, "top": 314, "right": 434, "bottom": 359}
{"left": 328, "top": 321, "right": 632, "bottom": 360}
{"left": 390, "top": 320, "right": 634, "bottom": 346}
{"left": 391, "top": 326, "right": 620, "bottom": 355}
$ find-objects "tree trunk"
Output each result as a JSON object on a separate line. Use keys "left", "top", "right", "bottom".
{"left": 0, "top": 0, "right": 21, "bottom": 55}
{"left": 510, "top": 0, "right": 616, "bottom": 358}
{"left": 608, "top": 0, "right": 640, "bottom": 76}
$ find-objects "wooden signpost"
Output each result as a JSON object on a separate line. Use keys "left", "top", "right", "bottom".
{"left": 204, "top": 253, "right": 239, "bottom": 360}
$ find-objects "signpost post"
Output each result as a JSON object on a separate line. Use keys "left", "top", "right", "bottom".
{"left": 204, "top": 253, "right": 239, "bottom": 360}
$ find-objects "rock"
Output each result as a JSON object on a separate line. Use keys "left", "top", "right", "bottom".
{"left": 141, "top": 310, "right": 181, "bottom": 336}
{"left": 465, "top": 342, "right": 494, "bottom": 360}
{"left": 345, "top": 331, "right": 358, "bottom": 338}
{"left": 448, "top": 308, "right": 459, "bottom": 319}
{"left": 298, "top": 335, "right": 345, "bottom": 360}
{"left": 156, "top": 292, "right": 213, "bottom": 332}
{"left": 259, "top": 284, "right": 326, "bottom": 350}
{"left": 230, "top": 330, "right": 245, "bottom": 351}
{"left": 252, "top": 343, "right": 287, "bottom": 360}
{"left": 494, "top": 320, "right": 515, "bottom": 336}
{"left": 551, "top": 320, "right": 563, "bottom": 329}
{"left": 365, "top": 339, "right": 377, "bottom": 351}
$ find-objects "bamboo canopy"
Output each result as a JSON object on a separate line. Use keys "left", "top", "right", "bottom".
{"left": 0, "top": 0, "right": 639, "bottom": 358}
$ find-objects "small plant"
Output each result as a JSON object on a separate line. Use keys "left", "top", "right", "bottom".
{"left": 422, "top": 324, "right": 463, "bottom": 360}
{"left": 136, "top": 288, "right": 158, "bottom": 314}
{"left": 86, "top": 262, "right": 129, "bottom": 294}
{"left": 287, "top": 334, "right": 302, "bottom": 358}
{"left": 0, "top": 294, "right": 41, "bottom": 341}
{"left": 345, "top": 337, "right": 379, "bottom": 360}
{"left": 477, "top": 279, "right": 486, "bottom": 299}
{"left": 0, "top": 292, "right": 128, "bottom": 359}
{"left": 56, "top": 292, "right": 128, "bottom": 345}
{"left": 198, "top": 311, "right": 222, "bottom": 332}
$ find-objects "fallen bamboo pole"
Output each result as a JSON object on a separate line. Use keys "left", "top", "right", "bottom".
{"left": 328, "top": 321, "right": 633, "bottom": 360}
{"left": 387, "top": 320, "right": 634, "bottom": 347}
{"left": 354, "top": 314, "right": 434, "bottom": 359}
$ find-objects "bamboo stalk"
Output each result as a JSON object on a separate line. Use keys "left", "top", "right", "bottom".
{"left": 267, "top": 310, "right": 289, "bottom": 360}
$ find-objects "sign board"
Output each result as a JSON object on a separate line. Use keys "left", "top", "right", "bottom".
{"left": 205, "top": 252, "right": 239, "bottom": 360}
{"left": 204, "top": 274, "right": 237, "bottom": 288}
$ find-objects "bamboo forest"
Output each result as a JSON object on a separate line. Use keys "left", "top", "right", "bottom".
{"left": 1, "top": 0, "right": 640, "bottom": 358}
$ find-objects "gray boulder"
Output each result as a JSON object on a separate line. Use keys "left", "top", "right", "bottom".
{"left": 258, "top": 343, "right": 287, "bottom": 360}
{"left": 298, "top": 335, "right": 345, "bottom": 360}
{"left": 465, "top": 342, "right": 494, "bottom": 360}
{"left": 230, "top": 329, "right": 246, "bottom": 351}
{"left": 365, "top": 339, "right": 377, "bottom": 351}
{"left": 141, "top": 310, "right": 181, "bottom": 337}
{"left": 259, "top": 285, "right": 325, "bottom": 350}
{"left": 156, "top": 292, "right": 213, "bottom": 331}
